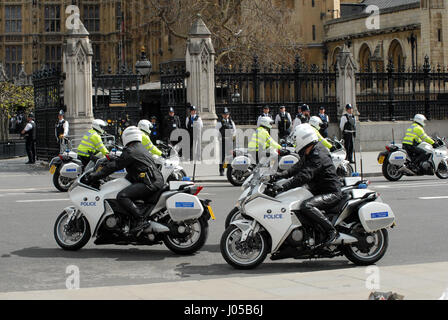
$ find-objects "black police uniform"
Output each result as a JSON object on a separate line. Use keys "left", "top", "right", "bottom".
{"left": 24, "top": 121, "right": 37, "bottom": 163}
{"left": 277, "top": 112, "right": 292, "bottom": 140}
{"left": 186, "top": 114, "right": 201, "bottom": 161}
{"left": 89, "top": 141, "right": 164, "bottom": 221}
{"left": 281, "top": 144, "right": 342, "bottom": 244}
{"left": 218, "top": 116, "right": 235, "bottom": 174}
{"left": 343, "top": 113, "right": 356, "bottom": 163}
{"left": 163, "top": 113, "right": 181, "bottom": 144}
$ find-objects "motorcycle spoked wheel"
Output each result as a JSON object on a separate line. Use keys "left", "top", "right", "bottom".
{"left": 436, "top": 161, "right": 448, "bottom": 179}
{"left": 220, "top": 225, "right": 270, "bottom": 269}
{"left": 342, "top": 224, "right": 389, "bottom": 266}
{"left": 54, "top": 210, "right": 91, "bottom": 251}
{"left": 226, "top": 167, "right": 250, "bottom": 186}
{"left": 53, "top": 166, "right": 75, "bottom": 192}
{"left": 382, "top": 160, "right": 403, "bottom": 181}
{"left": 163, "top": 218, "right": 209, "bottom": 255}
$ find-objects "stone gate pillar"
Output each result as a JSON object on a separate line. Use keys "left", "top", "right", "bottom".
{"left": 63, "top": 21, "right": 94, "bottom": 138}
{"left": 186, "top": 14, "right": 218, "bottom": 128}
{"left": 336, "top": 44, "right": 358, "bottom": 118}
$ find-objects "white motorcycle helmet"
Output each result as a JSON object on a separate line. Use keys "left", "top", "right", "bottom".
{"left": 413, "top": 114, "right": 427, "bottom": 127}
{"left": 138, "top": 119, "right": 153, "bottom": 135}
{"left": 92, "top": 119, "right": 107, "bottom": 134}
{"left": 293, "top": 124, "right": 319, "bottom": 155}
{"left": 122, "top": 126, "right": 142, "bottom": 146}
{"left": 309, "top": 116, "right": 323, "bottom": 130}
{"left": 259, "top": 116, "right": 274, "bottom": 129}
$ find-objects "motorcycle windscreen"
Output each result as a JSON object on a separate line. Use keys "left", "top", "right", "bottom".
{"left": 60, "top": 162, "right": 82, "bottom": 179}
{"left": 166, "top": 193, "right": 204, "bottom": 222}
{"left": 358, "top": 202, "right": 395, "bottom": 233}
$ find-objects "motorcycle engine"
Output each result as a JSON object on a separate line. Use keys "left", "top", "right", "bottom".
{"left": 104, "top": 215, "right": 120, "bottom": 230}
{"left": 287, "top": 227, "right": 304, "bottom": 247}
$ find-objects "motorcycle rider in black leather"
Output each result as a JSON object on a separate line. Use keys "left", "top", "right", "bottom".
{"left": 272, "top": 124, "right": 342, "bottom": 248}
{"left": 85, "top": 126, "right": 164, "bottom": 232}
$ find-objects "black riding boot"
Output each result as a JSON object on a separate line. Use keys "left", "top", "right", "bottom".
{"left": 301, "top": 206, "right": 339, "bottom": 248}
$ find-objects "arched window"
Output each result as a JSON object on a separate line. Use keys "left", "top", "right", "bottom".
{"left": 359, "top": 43, "right": 372, "bottom": 72}
{"left": 388, "top": 40, "right": 405, "bottom": 71}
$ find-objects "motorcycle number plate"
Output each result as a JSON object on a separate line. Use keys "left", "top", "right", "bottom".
{"left": 49, "top": 165, "right": 56, "bottom": 175}
{"left": 378, "top": 155, "right": 385, "bottom": 164}
{"left": 208, "top": 206, "right": 216, "bottom": 220}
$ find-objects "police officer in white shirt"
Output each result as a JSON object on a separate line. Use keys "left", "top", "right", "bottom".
{"left": 55, "top": 110, "right": 69, "bottom": 150}
{"left": 216, "top": 108, "right": 236, "bottom": 176}
{"left": 257, "top": 106, "right": 273, "bottom": 127}
{"left": 185, "top": 105, "right": 203, "bottom": 161}
{"left": 21, "top": 113, "right": 36, "bottom": 164}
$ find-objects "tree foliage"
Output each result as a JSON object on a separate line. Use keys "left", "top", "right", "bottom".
{"left": 146, "top": 0, "right": 303, "bottom": 66}
{"left": 0, "top": 82, "right": 34, "bottom": 142}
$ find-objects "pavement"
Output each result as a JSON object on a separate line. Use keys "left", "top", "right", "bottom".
{"left": 1, "top": 261, "right": 447, "bottom": 300}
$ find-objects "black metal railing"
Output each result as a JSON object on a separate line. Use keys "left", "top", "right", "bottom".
{"left": 356, "top": 56, "right": 448, "bottom": 121}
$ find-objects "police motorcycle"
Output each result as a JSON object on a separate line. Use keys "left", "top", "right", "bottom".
{"left": 49, "top": 134, "right": 118, "bottom": 192}
{"left": 224, "top": 159, "right": 367, "bottom": 229}
{"left": 154, "top": 140, "right": 187, "bottom": 182}
{"left": 53, "top": 158, "right": 214, "bottom": 254}
{"left": 220, "top": 157, "right": 395, "bottom": 269}
{"left": 378, "top": 136, "right": 448, "bottom": 181}
{"left": 327, "top": 137, "right": 354, "bottom": 178}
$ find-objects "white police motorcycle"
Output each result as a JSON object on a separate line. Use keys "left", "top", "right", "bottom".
{"left": 378, "top": 136, "right": 448, "bottom": 181}
{"left": 54, "top": 159, "right": 214, "bottom": 254}
{"left": 220, "top": 158, "right": 395, "bottom": 269}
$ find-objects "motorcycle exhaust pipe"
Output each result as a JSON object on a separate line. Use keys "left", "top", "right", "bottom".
{"left": 397, "top": 166, "right": 415, "bottom": 176}
{"left": 144, "top": 222, "right": 170, "bottom": 234}
{"left": 331, "top": 233, "right": 358, "bottom": 245}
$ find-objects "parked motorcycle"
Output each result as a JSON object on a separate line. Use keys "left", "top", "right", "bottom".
{"left": 220, "top": 158, "right": 395, "bottom": 269}
{"left": 54, "top": 159, "right": 214, "bottom": 254}
{"left": 327, "top": 138, "right": 354, "bottom": 178}
{"left": 378, "top": 136, "right": 448, "bottom": 181}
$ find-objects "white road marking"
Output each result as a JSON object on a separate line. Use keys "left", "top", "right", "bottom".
{"left": 0, "top": 187, "right": 51, "bottom": 192}
{"left": 418, "top": 196, "right": 448, "bottom": 200}
{"left": 373, "top": 181, "right": 447, "bottom": 189}
{"left": 16, "top": 199, "right": 69, "bottom": 203}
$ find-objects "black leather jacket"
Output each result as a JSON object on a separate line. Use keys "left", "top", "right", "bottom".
{"left": 282, "top": 144, "right": 341, "bottom": 196}
{"left": 91, "top": 141, "right": 164, "bottom": 191}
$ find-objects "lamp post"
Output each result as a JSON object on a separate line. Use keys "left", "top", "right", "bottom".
{"left": 135, "top": 46, "right": 152, "bottom": 82}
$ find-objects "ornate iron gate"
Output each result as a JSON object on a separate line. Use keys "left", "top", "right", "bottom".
{"left": 93, "top": 66, "right": 142, "bottom": 137}
{"left": 160, "top": 61, "right": 188, "bottom": 124}
{"left": 32, "top": 66, "right": 64, "bottom": 160}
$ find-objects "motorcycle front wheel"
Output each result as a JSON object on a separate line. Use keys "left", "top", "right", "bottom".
{"left": 53, "top": 166, "right": 75, "bottom": 192}
{"left": 163, "top": 218, "right": 208, "bottom": 255}
{"left": 436, "top": 161, "right": 448, "bottom": 179}
{"left": 54, "top": 210, "right": 91, "bottom": 251}
{"left": 224, "top": 207, "right": 252, "bottom": 229}
{"left": 226, "top": 167, "right": 249, "bottom": 186}
{"left": 220, "top": 225, "right": 269, "bottom": 270}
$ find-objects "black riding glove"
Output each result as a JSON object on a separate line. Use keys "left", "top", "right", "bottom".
{"left": 330, "top": 146, "right": 337, "bottom": 152}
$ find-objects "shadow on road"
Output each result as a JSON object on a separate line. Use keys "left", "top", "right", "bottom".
{"left": 9, "top": 246, "right": 185, "bottom": 262}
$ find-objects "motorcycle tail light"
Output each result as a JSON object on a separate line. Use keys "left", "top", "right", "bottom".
{"left": 58, "top": 154, "right": 63, "bottom": 160}
{"left": 385, "top": 146, "right": 391, "bottom": 152}
{"left": 193, "top": 186, "right": 203, "bottom": 196}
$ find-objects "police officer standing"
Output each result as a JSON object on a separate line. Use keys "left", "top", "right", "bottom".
{"left": 162, "top": 107, "right": 181, "bottom": 145}
{"left": 340, "top": 104, "right": 356, "bottom": 164}
{"left": 185, "top": 105, "right": 203, "bottom": 161}
{"left": 275, "top": 106, "right": 292, "bottom": 140}
{"left": 149, "top": 116, "right": 160, "bottom": 142}
{"left": 21, "top": 113, "right": 36, "bottom": 164}
{"left": 216, "top": 108, "right": 236, "bottom": 176}
{"left": 318, "top": 106, "right": 330, "bottom": 138}
{"left": 293, "top": 104, "right": 311, "bottom": 128}
{"left": 55, "top": 110, "right": 69, "bottom": 150}
{"left": 257, "top": 106, "right": 273, "bottom": 127}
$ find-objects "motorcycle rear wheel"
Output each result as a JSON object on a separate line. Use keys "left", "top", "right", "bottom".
{"left": 163, "top": 218, "right": 208, "bottom": 255}
{"left": 343, "top": 226, "right": 388, "bottom": 266}
{"left": 226, "top": 167, "right": 248, "bottom": 186}
{"left": 53, "top": 166, "right": 74, "bottom": 192}
{"left": 54, "top": 211, "right": 91, "bottom": 251}
{"left": 220, "top": 225, "right": 269, "bottom": 270}
{"left": 382, "top": 161, "right": 403, "bottom": 181}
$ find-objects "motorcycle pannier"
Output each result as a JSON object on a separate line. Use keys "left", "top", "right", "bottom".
{"left": 166, "top": 193, "right": 204, "bottom": 222}
{"left": 279, "top": 155, "right": 299, "bottom": 171}
{"left": 231, "top": 156, "right": 251, "bottom": 171}
{"left": 60, "top": 162, "right": 82, "bottom": 179}
{"left": 358, "top": 202, "right": 395, "bottom": 233}
{"left": 388, "top": 151, "right": 407, "bottom": 166}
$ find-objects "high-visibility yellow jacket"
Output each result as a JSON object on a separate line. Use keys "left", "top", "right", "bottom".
{"left": 402, "top": 123, "right": 434, "bottom": 146}
{"left": 248, "top": 127, "right": 282, "bottom": 152}
{"left": 77, "top": 129, "right": 108, "bottom": 157}
{"left": 141, "top": 131, "right": 162, "bottom": 157}
{"left": 312, "top": 127, "right": 333, "bottom": 150}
